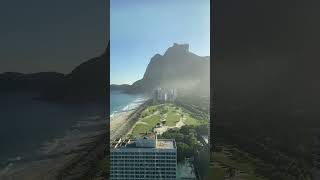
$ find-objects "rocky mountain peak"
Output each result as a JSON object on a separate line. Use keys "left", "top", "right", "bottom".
{"left": 165, "top": 43, "right": 189, "bottom": 56}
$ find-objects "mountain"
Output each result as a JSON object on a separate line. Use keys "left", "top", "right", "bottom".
{"left": 0, "top": 44, "right": 109, "bottom": 103}
{"left": 126, "top": 43, "right": 210, "bottom": 95}
{"left": 41, "top": 44, "right": 109, "bottom": 103}
{"left": 0, "top": 72, "right": 65, "bottom": 92}
{"left": 110, "top": 84, "right": 131, "bottom": 91}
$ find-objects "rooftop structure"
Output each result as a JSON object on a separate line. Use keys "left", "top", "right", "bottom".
{"left": 110, "top": 133, "right": 177, "bottom": 180}
{"left": 110, "top": 133, "right": 176, "bottom": 150}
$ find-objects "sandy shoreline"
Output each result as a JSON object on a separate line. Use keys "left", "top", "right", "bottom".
{"left": 0, "top": 120, "right": 107, "bottom": 180}
{"left": 110, "top": 110, "right": 134, "bottom": 140}
{"left": 110, "top": 100, "right": 151, "bottom": 141}
{"left": 0, "top": 100, "right": 150, "bottom": 180}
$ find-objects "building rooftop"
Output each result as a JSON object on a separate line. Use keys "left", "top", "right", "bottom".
{"left": 111, "top": 138, "right": 176, "bottom": 150}
{"left": 156, "top": 139, "right": 175, "bottom": 149}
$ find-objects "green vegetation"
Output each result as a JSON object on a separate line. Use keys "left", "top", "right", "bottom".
{"left": 127, "top": 100, "right": 211, "bottom": 179}
{"left": 129, "top": 102, "right": 208, "bottom": 138}
{"left": 160, "top": 125, "right": 205, "bottom": 161}
{"left": 166, "top": 111, "right": 180, "bottom": 126}
{"left": 212, "top": 142, "right": 312, "bottom": 180}
{"left": 131, "top": 114, "right": 160, "bottom": 136}
{"left": 175, "top": 97, "right": 209, "bottom": 122}
{"left": 140, "top": 105, "right": 157, "bottom": 118}
{"left": 212, "top": 145, "right": 268, "bottom": 180}
{"left": 215, "top": 124, "right": 312, "bottom": 180}
{"left": 184, "top": 114, "right": 205, "bottom": 126}
{"left": 177, "top": 93, "right": 210, "bottom": 113}
{"left": 161, "top": 125, "right": 211, "bottom": 179}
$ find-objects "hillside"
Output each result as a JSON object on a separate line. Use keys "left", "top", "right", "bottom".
{"left": 0, "top": 44, "right": 109, "bottom": 103}
{"left": 124, "top": 43, "right": 210, "bottom": 96}
{"left": 110, "top": 84, "right": 131, "bottom": 92}
{"left": 0, "top": 72, "right": 65, "bottom": 92}
{"left": 42, "top": 45, "right": 109, "bottom": 103}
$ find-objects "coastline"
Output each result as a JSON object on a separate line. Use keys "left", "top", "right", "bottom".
{"left": 110, "top": 110, "right": 134, "bottom": 140}
{"left": 0, "top": 119, "right": 107, "bottom": 180}
{"left": 110, "top": 100, "right": 151, "bottom": 141}
{"left": 0, "top": 97, "right": 149, "bottom": 179}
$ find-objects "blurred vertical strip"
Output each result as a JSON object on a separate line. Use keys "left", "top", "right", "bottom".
{"left": 105, "top": 0, "right": 110, "bottom": 179}
{"left": 210, "top": 0, "right": 215, "bottom": 168}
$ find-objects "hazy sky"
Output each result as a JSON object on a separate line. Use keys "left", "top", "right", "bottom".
{"left": 110, "top": 0, "right": 210, "bottom": 85}
{"left": 0, "top": 0, "right": 108, "bottom": 74}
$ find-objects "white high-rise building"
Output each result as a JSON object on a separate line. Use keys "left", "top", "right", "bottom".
{"left": 153, "top": 88, "right": 177, "bottom": 102}
{"left": 110, "top": 133, "right": 177, "bottom": 180}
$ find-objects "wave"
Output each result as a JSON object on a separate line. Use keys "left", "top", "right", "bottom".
{"left": 120, "top": 97, "right": 146, "bottom": 111}
{"left": 110, "top": 97, "right": 147, "bottom": 119}
{"left": 110, "top": 111, "right": 118, "bottom": 118}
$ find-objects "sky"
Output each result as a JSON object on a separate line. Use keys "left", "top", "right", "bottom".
{"left": 110, "top": 0, "right": 210, "bottom": 85}
{"left": 0, "top": 0, "right": 108, "bottom": 74}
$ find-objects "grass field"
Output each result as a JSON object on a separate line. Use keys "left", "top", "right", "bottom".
{"left": 131, "top": 114, "right": 160, "bottom": 136}
{"left": 130, "top": 103, "right": 208, "bottom": 138}
{"left": 140, "top": 105, "right": 158, "bottom": 118}
{"left": 166, "top": 111, "right": 180, "bottom": 126}
{"left": 184, "top": 114, "right": 203, "bottom": 126}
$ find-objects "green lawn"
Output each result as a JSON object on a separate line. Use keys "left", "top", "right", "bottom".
{"left": 140, "top": 105, "right": 159, "bottom": 117}
{"left": 131, "top": 124, "right": 148, "bottom": 136}
{"left": 184, "top": 114, "right": 203, "bottom": 126}
{"left": 131, "top": 114, "right": 160, "bottom": 136}
{"left": 142, "top": 114, "right": 160, "bottom": 127}
{"left": 166, "top": 111, "right": 180, "bottom": 126}
{"left": 131, "top": 103, "right": 207, "bottom": 137}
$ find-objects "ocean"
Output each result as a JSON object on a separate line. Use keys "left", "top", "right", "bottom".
{"left": 0, "top": 92, "right": 105, "bottom": 166}
{"left": 110, "top": 90, "right": 145, "bottom": 119}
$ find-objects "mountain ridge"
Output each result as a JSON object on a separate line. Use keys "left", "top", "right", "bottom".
{"left": 0, "top": 44, "right": 109, "bottom": 103}
{"left": 117, "top": 43, "right": 210, "bottom": 95}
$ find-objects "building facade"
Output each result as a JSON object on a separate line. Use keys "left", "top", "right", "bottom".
{"left": 153, "top": 88, "right": 177, "bottom": 103}
{"left": 110, "top": 134, "right": 177, "bottom": 180}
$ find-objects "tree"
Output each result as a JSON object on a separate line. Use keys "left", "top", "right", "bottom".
{"left": 177, "top": 142, "right": 192, "bottom": 161}
{"left": 196, "top": 124, "right": 208, "bottom": 135}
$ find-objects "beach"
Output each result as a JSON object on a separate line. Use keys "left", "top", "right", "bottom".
{"left": 110, "top": 110, "right": 134, "bottom": 140}
{"left": 110, "top": 100, "right": 151, "bottom": 141}
{"left": 0, "top": 120, "right": 107, "bottom": 180}
{"left": 0, "top": 92, "right": 148, "bottom": 180}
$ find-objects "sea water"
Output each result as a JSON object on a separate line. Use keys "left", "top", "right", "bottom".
{"left": 0, "top": 92, "right": 105, "bottom": 166}
{"left": 110, "top": 90, "right": 145, "bottom": 119}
